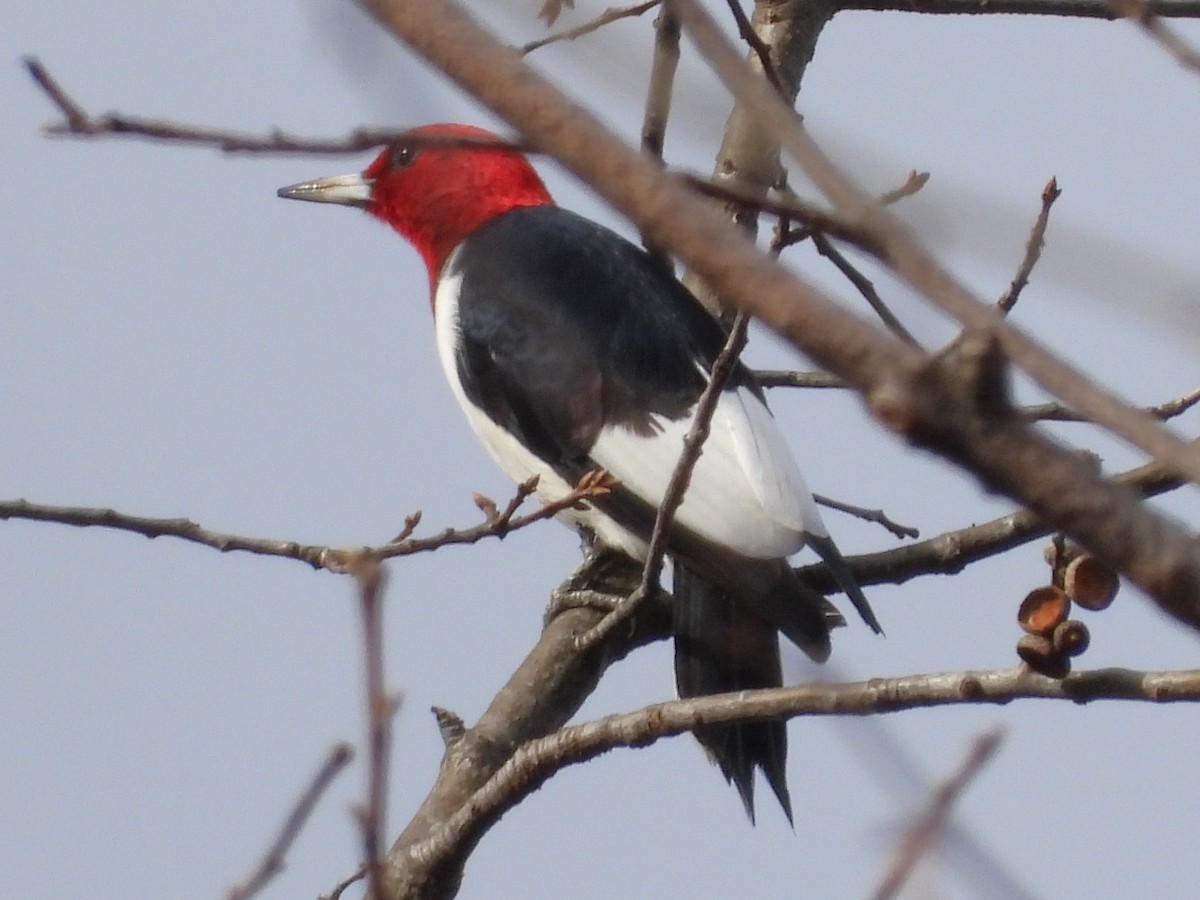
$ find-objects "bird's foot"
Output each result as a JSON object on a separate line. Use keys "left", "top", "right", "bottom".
{"left": 544, "top": 546, "right": 641, "bottom": 626}
{"left": 544, "top": 586, "right": 625, "bottom": 624}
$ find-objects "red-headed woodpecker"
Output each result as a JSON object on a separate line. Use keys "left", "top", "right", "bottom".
{"left": 278, "top": 124, "right": 881, "bottom": 822}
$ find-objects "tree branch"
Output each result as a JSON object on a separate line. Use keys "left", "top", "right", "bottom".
{"left": 1110, "top": 0, "right": 1200, "bottom": 72}
{"left": 1021, "top": 386, "right": 1200, "bottom": 423}
{"left": 638, "top": 3, "right": 682, "bottom": 262}
{"left": 23, "top": 58, "right": 531, "bottom": 156}
{"left": 754, "top": 368, "right": 846, "bottom": 388}
{"left": 798, "top": 446, "right": 1188, "bottom": 593}
{"left": 759, "top": 372, "right": 1200, "bottom": 427}
{"left": 811, "top": 493, "right": 920, "bottom": 539}
{"left": 520, "top": 0, "right": 661, "bottom": 54}
{"left": 0, "top": 476, "right": 612, "bottom": 569}
{"left": 682, "top": 0, "right": 834, "bottom": 316}
{"left": 398, "top": 664, "right": 1200, "bottom": 892}
{"left": 997, "top": 177, "right": 1061, "bottom": 314}
{"left": 833, "top": 0, "right": 1200, "bottom": 16}
{"left": 869, "top": 727, "right": 1005, "bottom": 900}
{"left": 226, "top": 743, "right": 355, "bottom": 900}
{"left": 349, "top": 560, "right": 398, "bottom": 898}
{"left": 810, "top": 229, "right": 921, "bottom": 344}
{"left": 382, "top": 575, "right": 672, "bottom": 899}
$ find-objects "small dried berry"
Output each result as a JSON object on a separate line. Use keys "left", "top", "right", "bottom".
{"left": 1016, "top": 634, "right": 1072, "bottom": 679}
{"left": 1064, "top": 555, "right": 1119, "bottom": 611}
{"left": 1052, "top": 619, "right": 1091, "bottom": 658}
{"left": 1018, "top": 586, "right": 1071, "bottom": 636}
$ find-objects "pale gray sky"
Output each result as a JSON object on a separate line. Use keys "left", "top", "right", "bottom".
{"left": 4, "top": 2, "right": 1200, "bottom": 898}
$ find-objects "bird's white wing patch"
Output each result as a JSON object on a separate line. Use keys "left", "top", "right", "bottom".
{"left": 726, "top": 388, "right": 829, "bottom": 539}
{"left": 590, "top": 387, "right": 823, "bottom": 558}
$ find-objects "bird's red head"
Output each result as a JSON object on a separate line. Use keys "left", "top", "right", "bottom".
{"left": 278, "top": 124, "right": 553, "bottom": 287}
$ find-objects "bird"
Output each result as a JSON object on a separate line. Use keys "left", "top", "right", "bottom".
{"left": 277, "top": 123, "right": 881, "bottom": 822}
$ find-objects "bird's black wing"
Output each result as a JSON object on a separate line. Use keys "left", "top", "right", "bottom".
{"left": 449, "top": 204, "right": 748, "bottom": 468}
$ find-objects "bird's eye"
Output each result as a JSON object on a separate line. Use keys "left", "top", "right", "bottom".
{"left": 390, "top": 144, "right": 417, "bottom": 170}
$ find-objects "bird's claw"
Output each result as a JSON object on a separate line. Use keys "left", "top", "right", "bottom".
{"left": 544, "top": 586, "right": 627, "bottom": 624}
{"left": 545, "top": 546, "right": 640, "bottom": 625}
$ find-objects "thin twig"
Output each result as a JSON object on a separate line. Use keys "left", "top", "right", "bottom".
{"left": 23, "top": 56, "right": 89, "bottom": 128}
{"left": 538, "top": 0, "right": 575, "bottom": 26}
{"left": 779, "top": 170, "right": 929, "bottom": 249}
{"left": 577, "top": 312, "right": 751, "bottom": 652}
{"left": 11, "top": 432, "right": 1182, "bottom": 601}
{"left": 869, "top": 727, "right": 1006, "bottom": 900}
{"left": 318, "top": 867, "right": 367, "bottom": 900}
{"left": 24, "top": 58, "right": 534, "bottom": 156}
{"left": 1110, "top": 0, "right": 1200, "bottom": 70}
{"left": 719, "top": 171, "right": 929, "bottom": 251}
{"left": 811, "top": 230, "right": 921, "bottom": 345}
{"left": 684, "top": 172, "right": 870, "bottom": 245}
{"left": 997, "top": 177, "right": 1061, "bottom": 314}
{"left": 0, "top": 476, "right": 612, "bottom": 569}
{"left": 879, "top": 170, "right": 932, "bottom": 205}
{"left": 227, "top": 744, "right": 355, "bottom": 900}
{"left": 1022, "top": 386, "right": 1200, "bottom": 423}
{"left": 798, "top": 444, "right": 1189, "bottom": 594}
{"left": 350, "top": 560, "right": 399, "bottom": 900}
{"left": 811, "top": 493, "right": 920, "bottom": 539}
{"left": 520, "top": 0, "right": 661, "bottom": 54}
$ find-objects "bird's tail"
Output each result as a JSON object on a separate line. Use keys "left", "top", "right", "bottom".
{"left": 673, "top": 563, "right": 831, "bottom": 825}
{"left": 806, "top": 531, "right": 883, "bottom": 635}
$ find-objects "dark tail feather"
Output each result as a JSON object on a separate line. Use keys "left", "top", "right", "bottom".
{"left": 806, "top": 532, "right": 884, "bottom": 635}
{"left": 672, "top": 564, "right": 794, "bottom": 824}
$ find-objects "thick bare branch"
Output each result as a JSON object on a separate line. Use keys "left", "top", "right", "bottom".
{"left": 722, "top": 0, "right": 786, "bottom": 93}
{"left": 384, "top": 576, "right": 672, "bottom": 900}
{"left": 834, "top": 0, "right": 1200, "bottom": 15}
{"left": 682, "top": 0, "right": 834, "bottom": 316}
{"left": 400, "top": 665, "right": 1200, "bottom": 890}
